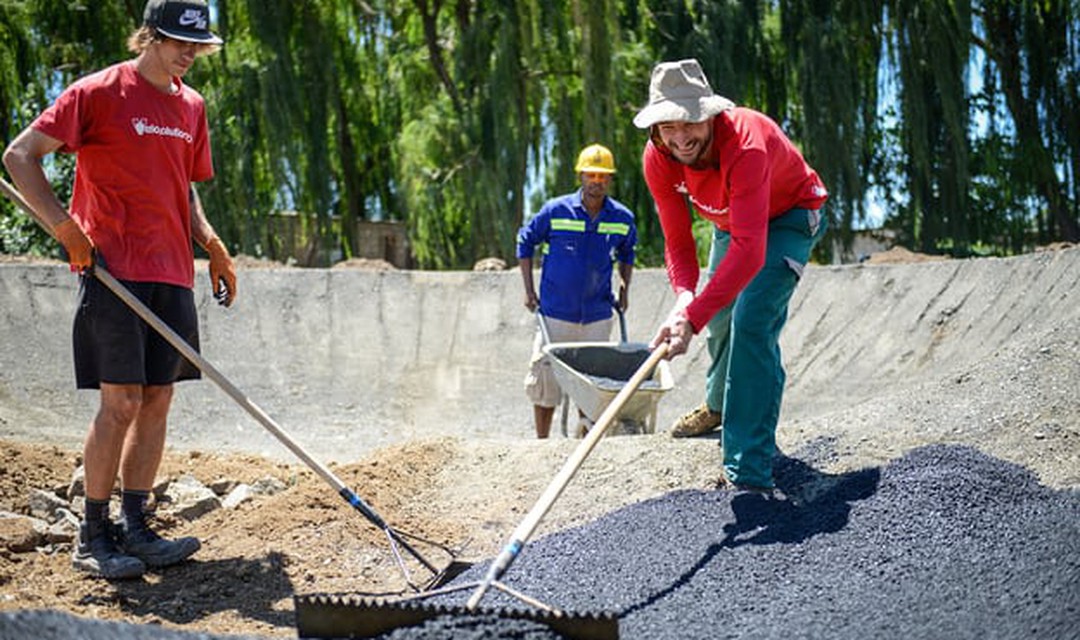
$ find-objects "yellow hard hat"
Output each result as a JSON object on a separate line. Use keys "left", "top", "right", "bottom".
{"left": 574, "top": 143, "right": 616, "bottom": 174}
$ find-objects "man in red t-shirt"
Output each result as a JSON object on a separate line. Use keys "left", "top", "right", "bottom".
{"left": 635, "top": 59, "right": 828, "bottom": 493}
{"left": 3, "top": 0, "right": 235, "bottom": 579}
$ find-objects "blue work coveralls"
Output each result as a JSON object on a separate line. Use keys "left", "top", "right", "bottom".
{"left": 516, "top": 190, "right": 637, "bottom": 323}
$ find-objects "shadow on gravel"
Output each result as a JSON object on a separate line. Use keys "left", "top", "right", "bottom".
{"left": 619, "top": 454, "right": 880, "bottom": 620}
{"left": 103, "top": 552, "right": 293, "bottom": 629}
{"left": 723, "top": 453, "right": 882, "bottom": 547}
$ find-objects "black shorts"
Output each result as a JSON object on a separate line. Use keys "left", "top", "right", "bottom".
{"left": 73, "top": 277, "right": 201, "bottom": 389}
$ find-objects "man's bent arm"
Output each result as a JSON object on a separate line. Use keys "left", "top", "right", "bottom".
{"left": 3, "top": 128, "right": 69, "bottom": 230}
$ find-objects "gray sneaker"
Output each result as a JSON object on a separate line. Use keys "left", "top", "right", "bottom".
{"left": 116, "top": 521, "right": 200, "bottom": 568}
{"left": 71, "top": 523, "right": 146, "bottom": 580}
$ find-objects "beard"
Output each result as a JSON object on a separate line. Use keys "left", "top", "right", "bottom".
{"left": 672, "top": 136, "right": 711, "bottom": 166}
{"left": 657, "top": 123, "right": 714, "bottom": 167}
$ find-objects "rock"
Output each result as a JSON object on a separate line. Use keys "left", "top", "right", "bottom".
{"left": 67, "top": 466, "right": 85, "bottom": 500}
{"left": 222, "top": 477, "right": 286, "bottom": 509}
{"left": 208, "top": 479, "right": 239, "bottom": 496}
{"left": 162, "top": 475, "right": 221, "bottom": 520}
{"left": 250, "top": 477, "right": 287, "bottom": 496}
{"left": 473, "top": 257, "right": 507, "bottom": 271}
{"left": 0, "top": 513, "right": 47, "bottom": 553}
{"left": 28, "top": 488, "right": 69, "bottom": 523}
{"left": 44, "top": 516, "right": 77, "bottom": 544}
{"left": 221, "top": 484, "right": 255, "bottom": 510}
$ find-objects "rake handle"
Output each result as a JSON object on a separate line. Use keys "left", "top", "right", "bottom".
{"left": 2, "top": 175, "right": 457, "bottom": 589}
{"left": 466, "top": 342, "right": 670, "bottom": 609}
{"left": 0, "top": 176, "right": 386, "bottom": 526}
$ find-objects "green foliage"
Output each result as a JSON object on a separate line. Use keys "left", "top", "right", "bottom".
{"left": 1, "top": 0, "right": 1077, "bottom": 266}
{"left": 397, "top": 97, "right": 472, "bottom": 268}
{"left": 0, "top": 0, "right": 39, "bottom": 143}
{"left": 0, "top": 145, "right": 75, "bottom": 256}
{"left": 0, "top": 201, "right": 53, "bottom": 256}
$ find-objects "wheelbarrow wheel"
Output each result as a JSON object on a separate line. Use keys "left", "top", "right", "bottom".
{"left": 576, "top": 415, "right": 593, "bottom": 439}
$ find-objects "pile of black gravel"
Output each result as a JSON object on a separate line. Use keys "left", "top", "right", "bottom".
{"left": 374, "top": 443, "right": 1080, "bottom": 640}
{"left": 4, "top": 444, "right": 1078, "bottom": 640}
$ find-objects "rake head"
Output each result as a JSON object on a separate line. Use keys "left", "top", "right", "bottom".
{"left": 380, "top": 526, "right": 473, "bottom": 592}
{"left": 293, "top": 591, "right": 618, "bottom": 639}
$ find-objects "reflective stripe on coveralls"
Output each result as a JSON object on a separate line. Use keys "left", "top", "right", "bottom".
{"left": 550, "top": 218, "right": 586, "bottom": 232}
{"left": 597, "top": 222, "right": 631, "bottom": 235}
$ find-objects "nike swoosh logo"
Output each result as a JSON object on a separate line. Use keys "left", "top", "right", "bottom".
{"left": 178, "top": 11, "right": 204, "bottom": 27}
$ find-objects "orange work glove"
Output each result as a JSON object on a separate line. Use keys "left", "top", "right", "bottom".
{"left": 205, "top": 237, "right": 236, "bottom": 307}
{"left": 52, "top": 218, "right": 94, "bottom": 272}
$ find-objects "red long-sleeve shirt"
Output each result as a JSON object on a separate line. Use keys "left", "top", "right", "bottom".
{"left": 642, "top": 107, "right": 828, "bottom": 331}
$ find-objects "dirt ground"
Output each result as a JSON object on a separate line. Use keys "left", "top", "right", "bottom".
{"left": 0, "top": 435, "right": 725, "bottom": 637}
{"left": 1, "top": 245, "right": 1078, "bottom": 638}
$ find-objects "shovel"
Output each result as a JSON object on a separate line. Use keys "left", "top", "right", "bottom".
{"left": 0, "top": 176, "right": 470, "bottom": 592}
{"left": 294, "top": 342, "right": 670, "bottom": 639}
{"left": 464, "top": 342, "right": 669, "bottom": 608}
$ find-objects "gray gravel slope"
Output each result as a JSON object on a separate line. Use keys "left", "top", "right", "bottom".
{"left": 397, "top": 444, "right": 1079, "bottom": 640}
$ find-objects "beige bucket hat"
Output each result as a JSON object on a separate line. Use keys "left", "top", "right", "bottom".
{"left": 633, "top": 58, "right": 734, "bottom": 129}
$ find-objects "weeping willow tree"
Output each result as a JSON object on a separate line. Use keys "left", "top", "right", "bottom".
{"left": 975, "top": 0, "right": 1080, "bottom": 245}
{"left": 393, "top": 0, "right": 543, "bottom": 268}
{"left": 886, "top": 0, "right": 972, "bottom": 254}
{"left": 395, "top": 0, "right": 639, "bottom": 268}
{"left": 2, "top": 0, "right": 1078, "bottom": 264}
{"left": 878, "top": 0, "right": 1079, "bottom": 253}
{"left": 0, "top": 2, "right": 38, "bottom": 145}
{"left": 192, "top": 1, "right": 386, "bottom": 261}
{"left": 780, "top": 0, "right": 885, "bottom": 260}
{"left": 0, "top": 1, "right": 42, "bottom": 253}
{"left": 538, "top": 0, "right": 646, "bottom": 223}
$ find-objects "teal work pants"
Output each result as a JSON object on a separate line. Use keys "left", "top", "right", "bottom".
{"left": 702, "top": 208, "right": 827, "bottom": 488}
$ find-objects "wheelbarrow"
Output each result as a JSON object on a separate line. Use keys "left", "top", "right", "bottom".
{"left": 538, "top": 310, "right": 673, "bottom": 436}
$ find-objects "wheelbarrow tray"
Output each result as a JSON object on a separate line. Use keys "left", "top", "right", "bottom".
{"left": 542, "top": 342, "right": 673, "bottom": 429}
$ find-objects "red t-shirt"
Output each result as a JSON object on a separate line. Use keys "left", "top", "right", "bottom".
{"left": 32, "top": 60, "right": 214, "bottom": 288}
{"left": 642, "top": 107, "right": 828, "bottom": 331}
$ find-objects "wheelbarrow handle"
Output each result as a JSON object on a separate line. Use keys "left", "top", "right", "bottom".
{"left": 613, "top": 303, "right": 628, "bottom": 344}
{"left": 535, "top": 310, "right": 554, "bottom": 345}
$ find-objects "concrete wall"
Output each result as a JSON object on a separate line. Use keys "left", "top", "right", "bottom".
{"left": 0, "top": 265, "right": 688, "bottom": 461}
{"left": 3, "top": 247, "right": 1078, "bottom": 463}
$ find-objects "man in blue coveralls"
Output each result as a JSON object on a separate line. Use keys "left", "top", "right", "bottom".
{"left": 517, "top": 143, "right": 638, "bottom": 438}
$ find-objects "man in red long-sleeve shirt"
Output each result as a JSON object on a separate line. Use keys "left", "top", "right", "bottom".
{"left": 635, "top": 59, "right": 828, "bottom": 492}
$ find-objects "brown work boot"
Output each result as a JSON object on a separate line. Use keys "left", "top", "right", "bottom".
{"left": 669, "top": 403, "right": 722, "bottom": 438}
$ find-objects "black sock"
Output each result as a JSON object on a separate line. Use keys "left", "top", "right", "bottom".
{"left": 84, "top": 498, "right": 110, "bottom": 539}
{"left": 121, "top": 490, "right": 151, "bottom": 531}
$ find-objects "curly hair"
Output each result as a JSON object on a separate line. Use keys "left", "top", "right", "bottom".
{"left": 126, "top": 26, "right": 221, "bottom": 56}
